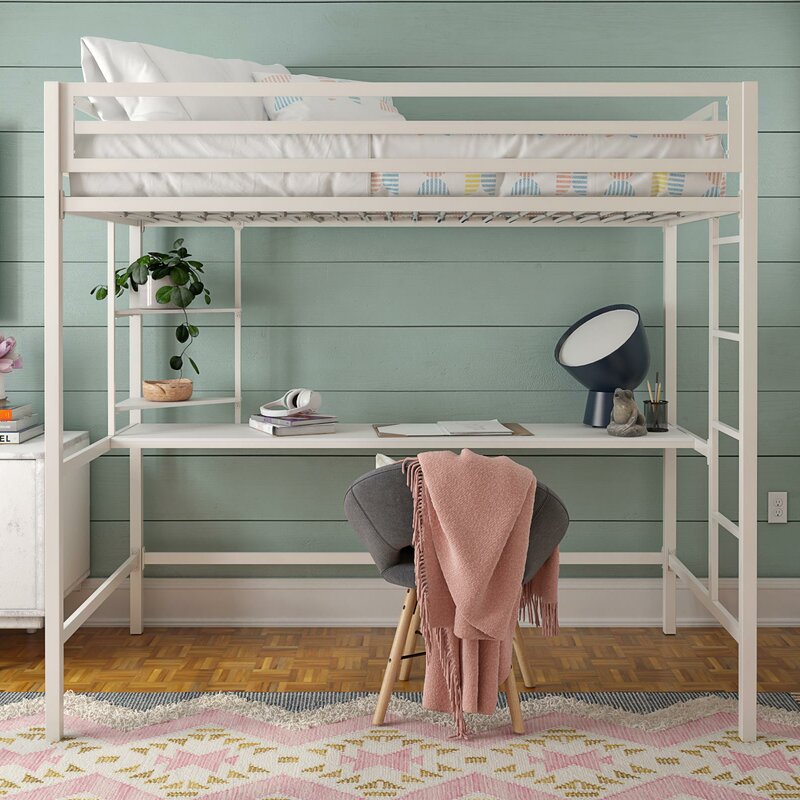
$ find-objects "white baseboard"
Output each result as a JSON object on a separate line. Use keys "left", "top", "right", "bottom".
{"left": 66, "top": 577, "right": 800, "bottom": 628}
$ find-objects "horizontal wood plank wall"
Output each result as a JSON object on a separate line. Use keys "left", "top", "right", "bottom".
{"left": 0, "top": 2, "right": 797, "bottom": 583}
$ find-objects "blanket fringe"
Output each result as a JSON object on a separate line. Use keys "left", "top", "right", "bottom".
{"left": 519, "top": 546, "right": 560, "bottom": 637}
{"left": 403, "top": 457, "right": 467, "bottom": 739}
{"left": 519, "top": 579, "right": 559, "bottom": 637}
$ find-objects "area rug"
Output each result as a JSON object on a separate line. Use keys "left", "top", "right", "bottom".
{"left": 0, "top": 691, "right": 799, "bottom": 799}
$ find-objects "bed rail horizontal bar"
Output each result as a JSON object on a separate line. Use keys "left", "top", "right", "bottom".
{"left": 668, "top": 554, "right": 739, "bottom": 639}
{"left": 65, "top": 81, "right": 744, "bottom": 99}
{"left": 73, "top": 120, "right": 729, "bottom": 136}
{"left": 713, "top": 511, "right": 741, "bottom": 539}
{"left": 713, "top": 235, "right": 741, "bottom": 246}
{"left": 62, "top": 436, "right": 111, "bottom": 468}
{"left": 68, "top": 157, "right": 737, "bottom": 174}
{"left": 712, "top": 420, "right": 741, "bottom": 441}
{"left": 64, "top": 196, "right": 741, "bottom": 215}
{"left": 62, "top": 553, "right": 139, "bottom": 642}
{"left": 143, "top": 551, "right": 375, "bottom": 566}
{"left": 712, "top": 329, "right": 741, "bottom": 342}
{"left": 559, "top": 551, "right": 663, "bottom": 565}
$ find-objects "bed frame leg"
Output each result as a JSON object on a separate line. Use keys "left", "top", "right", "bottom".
{"left": 661, "top": 225, "right": 678, "bottom": 636}
{"left": 129, "top": 447, "right": 144, "bottom": 634}
{"left": 128, "top": 226, "right": 145, "bottom": 635}
{"left": 44, "top": 81, "right": 65, "bottom": 742}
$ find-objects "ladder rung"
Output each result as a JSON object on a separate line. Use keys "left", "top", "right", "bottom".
{"left": 712, "top": 420, "right": 741, "bottom": 441}
{"left": 712, "top": 235, "right": 741, "bottom": 246}
{"left": 713, "top": 511, "right": 741, "bottom": 539}
{"left": 712, "top": 328, "right": 741, "bottom": 342}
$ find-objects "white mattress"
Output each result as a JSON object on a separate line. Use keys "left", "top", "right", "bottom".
{"left": 70, "top": 132, "right": 726, "bottom": 198}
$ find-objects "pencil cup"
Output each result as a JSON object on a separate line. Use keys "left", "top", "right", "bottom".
{"left": 644, "top": 400, "right": 668, "bottom": 433}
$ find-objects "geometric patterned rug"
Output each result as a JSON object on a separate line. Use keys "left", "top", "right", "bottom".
{"left": 1, "top": 692, "right": 799, "bottom": 799}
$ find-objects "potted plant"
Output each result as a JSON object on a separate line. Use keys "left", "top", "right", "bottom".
{"left": 91, "top": 239, "right": 211, "bottom": 402}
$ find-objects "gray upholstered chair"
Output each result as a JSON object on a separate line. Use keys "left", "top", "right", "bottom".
{"left": 344, "top": 460, "right": 569, "bottom": 731}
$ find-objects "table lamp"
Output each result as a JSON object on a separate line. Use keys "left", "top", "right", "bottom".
{"left": 555, "top": 304, "right": 650, "bottom": 427}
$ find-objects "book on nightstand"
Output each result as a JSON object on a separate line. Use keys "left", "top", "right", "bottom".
{"left": 0, "top": 403, "right": 33, "bottom": 422}
{"left": 0, "top": 413, "right": 39, "bottom": 432}
{"left": 0, "top": 424, "right": 44, "bottom": 444}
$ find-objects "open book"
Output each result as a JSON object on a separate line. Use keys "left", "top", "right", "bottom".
{"left": 376, "top": 420, "right": 514, "bottom": 437}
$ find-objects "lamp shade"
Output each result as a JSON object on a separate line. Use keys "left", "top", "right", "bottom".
{"left": 555, "top": 304, "right": 650, "bottom": 427}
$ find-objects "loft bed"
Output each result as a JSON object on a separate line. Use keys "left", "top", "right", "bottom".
{"left": 43, "top": 81, "right": 759, "bottom": 742}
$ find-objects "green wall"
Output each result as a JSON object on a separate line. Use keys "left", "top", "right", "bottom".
{"left": 1, "top": 2, "right": 798, "bottom": 581}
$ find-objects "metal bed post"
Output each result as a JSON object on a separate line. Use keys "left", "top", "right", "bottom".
{"left": 737, "top": 80, "right": 759, "bottom": 742}
{"left": 233, "top": 224, "right": 243, "bottom": 424}
{"left": 662, "top": 225, "right": 678, "bottom": 636}
{"left": 43, "top": 82, "right": 65, "bottom": 742}
{"left": 129, "top": 224, "right": 144, "bottom": 634}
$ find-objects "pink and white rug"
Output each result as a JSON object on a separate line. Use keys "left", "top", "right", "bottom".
{"left": 0, "top": 692, "right": 798, "bottom": 799}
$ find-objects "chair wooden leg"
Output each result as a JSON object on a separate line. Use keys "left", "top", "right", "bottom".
{"left": 373, "top": 588, "right": 417, "bottom": 726}
{"left": 513, "top": 623, "right": 536, "bottom": 689}
{"left": 398, "top": 602, "right": 421, "bottom": 681}
{"left": 502, "top": 669, "right": 525, "bottom": 735}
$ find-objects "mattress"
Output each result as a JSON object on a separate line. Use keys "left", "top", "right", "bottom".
{"left": 70, "top": 132, "right": 726, "bottom": 198}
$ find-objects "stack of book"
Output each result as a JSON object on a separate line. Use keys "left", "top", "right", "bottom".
{"left": 249, "top": 411, "right": 337, "bottom": 437}
{"left": 0, "top": 403, "right": 43, "bottom": 444}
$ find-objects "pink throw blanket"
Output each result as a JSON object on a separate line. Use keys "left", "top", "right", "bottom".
{"left": 404, "top": 450, "right": 559, "bottom": 737}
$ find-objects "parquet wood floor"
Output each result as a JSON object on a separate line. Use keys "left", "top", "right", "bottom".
{"left": 0, "top": 627, "right": 797, "bottom": 693}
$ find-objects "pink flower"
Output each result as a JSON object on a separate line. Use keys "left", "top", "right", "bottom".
{"left": 0, "top": 336, "right": 15, "bottom": 359}
{"left": 0, "top": 335, "right": 22, "bottom": 373}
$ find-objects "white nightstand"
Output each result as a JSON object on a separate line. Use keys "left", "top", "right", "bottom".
{"left": 0, "top": 431, "right": 90, "bottom": 630}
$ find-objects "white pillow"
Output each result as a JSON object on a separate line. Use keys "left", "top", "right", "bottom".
{"left": 80, "top": 37, "right": 288, "bottom": 121}
{"left": 253, "top": 72, "right": 404, "bottom": 122}
{"left": 375, "top": 453, "right": 398, "bottom": 468}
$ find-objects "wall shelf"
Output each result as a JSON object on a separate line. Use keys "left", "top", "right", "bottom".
{"left": 115, "top": 307, "right": 240, "bottom": 317}
{"left": 115, "top": 396, "right": 238, "bottom": 412}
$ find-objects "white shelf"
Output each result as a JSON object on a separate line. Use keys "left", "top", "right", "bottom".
{"left": 115, "top": 307, "right": 240, "bottom": 317}
{"left": 115, "top": 396, "right": 238, "bottom": 411}
{"left": 110, "top": 422, "right": 702, "bottom": 451}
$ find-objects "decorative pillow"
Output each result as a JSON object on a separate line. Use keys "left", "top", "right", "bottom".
{"left": 253, "top": 72, "right": 404, "bottom": 122}
{"left": 80, "top": 37, "right": 289, "bottom": 121}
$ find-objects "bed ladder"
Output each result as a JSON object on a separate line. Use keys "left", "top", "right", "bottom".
{"left": 707, "top": 205, "right": 758, "bottom": 741}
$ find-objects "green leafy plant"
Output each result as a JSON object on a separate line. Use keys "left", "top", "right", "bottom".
{"left": 91, "top": 238, "right": 211, "bottom": 377}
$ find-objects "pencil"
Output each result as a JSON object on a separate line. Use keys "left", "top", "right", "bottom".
{"left": 647, "top": 380, "right": 655, "bottom": 404}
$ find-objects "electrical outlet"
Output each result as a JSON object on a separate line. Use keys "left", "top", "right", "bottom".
{"left": 768, "top": 491, "right": 788, "bottom": 524}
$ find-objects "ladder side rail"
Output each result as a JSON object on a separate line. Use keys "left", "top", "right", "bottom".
{"left": 708, "top": 218, "right": 721, "bottom": 604}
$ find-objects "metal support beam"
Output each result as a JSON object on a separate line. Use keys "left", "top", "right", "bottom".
{"left": 233, "top": 225, "right": 242, "bottom": 424}
{"left": 43, "top": 82, "right": 65, "bottom": 743}
{"left": 737, "top": 81, "right": 759, "bottom": 743}
{"left": 662, "top": 225, "right": 678, "bottom": 636}
{"left": 128, "top": 226, "right": 144, "bottom": 635}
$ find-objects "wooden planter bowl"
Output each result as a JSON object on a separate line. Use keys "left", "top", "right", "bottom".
{"left": 142, "top": 378, "right": 193, "bottom": 403}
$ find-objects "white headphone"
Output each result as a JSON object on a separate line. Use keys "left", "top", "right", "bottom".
{"left": 260, "top": 388, "right": 322, "bottom": 418}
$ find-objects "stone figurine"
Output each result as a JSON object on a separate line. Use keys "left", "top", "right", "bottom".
{"left": 606, "top": 388, "right": 647, "bottom": 437}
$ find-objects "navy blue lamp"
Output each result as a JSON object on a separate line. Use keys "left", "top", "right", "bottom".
{"left": 555, "top": 304, "right": 650, "bottom": 427}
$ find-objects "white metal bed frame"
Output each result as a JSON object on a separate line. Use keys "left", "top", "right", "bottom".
{"left": 43, "top": 80, "right": 758, "bottom": 741}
